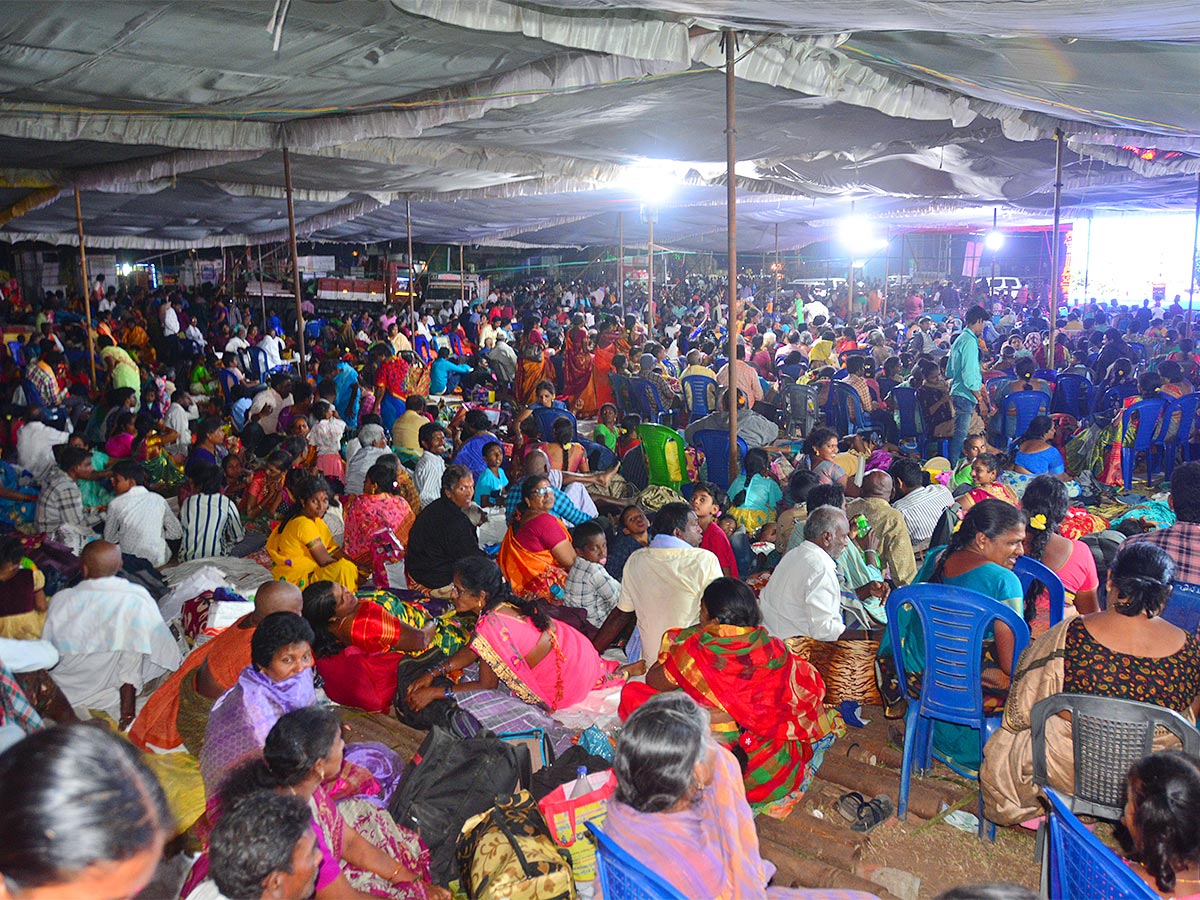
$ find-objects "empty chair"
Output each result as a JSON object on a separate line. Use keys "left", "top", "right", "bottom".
{"left": 1042, "top": 787, "right": 1157, "bottom": 900}
{"left": 1050, "top": 374, "right": 1094, "bottom": 419}
{"left": 782, "top": 381, "right": 819, "bottom": 438}
{"left": 1118, "top": 397, "right": 1167, "bottom": 492}
{"left": 681, "top": 374, "right": 717, "bottom": 422}
{"left": 636, "top": 424, "right": 689, "bottom": 492}
{"left": 1032, "top": 693, "right": 1200, "bottom": 820}
{"left": 691, "top": 428, "right": 747, "bottom": 491}
{"left": 1014, "top": 555, "right": 1066, "bottom": 627}
{"left": 999, "top": 390, "right": 1051, "bottom": 451}
{"left": 586, "top": 822, "right": 687, "bottom": 900}
{"left": 885, "top": 584, "right": 1031, "bottom": 839}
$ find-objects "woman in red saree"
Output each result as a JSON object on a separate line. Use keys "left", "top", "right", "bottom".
{"left": 561, "top": 314, "right": 593, "bottom": 406}
{"left": 516, "top": 332, "right": 554, "bottom": 406}
{"left": 638, "top": 577, "right": 837, "bottom": 816}
{"left": 574, "top": 321, "right": 628, "bottom": 416}
{"left": 497, "top": 476, "right": 576, "bottom": 601}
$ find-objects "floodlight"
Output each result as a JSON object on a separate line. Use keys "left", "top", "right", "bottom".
{"left": 619, "top": 162, "right": 676, "bottom": 207}
{"left": 120, "top": 263, "right": 133, "bottom": 276}
{"left": 985, "top": 231, "right": 1005, "bottom": 252}
{"left": 839, "top": 216, "right": 888, "bottom": 255}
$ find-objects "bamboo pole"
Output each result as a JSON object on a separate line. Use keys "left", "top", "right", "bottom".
{"left": 1048, "top": 128, "right": 1063, "bottom": 368}
{"left": 725, "top": 29, "right": 740, "bottom": 480}
{"left": 406, "top": 198, "right": 416, "bottom": 332}
{"left": 73, "top": 187, "right": 98, "bottom": 387}
{"left": 257, "top": 245, "right": 267, "bottom": 331}
{"left": 282, "top": 146, "right": 307, "bottom": 376}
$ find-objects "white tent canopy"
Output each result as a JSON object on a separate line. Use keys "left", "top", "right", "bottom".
{"left": 1, "top": 0, "right": 1198, "bottom": 251}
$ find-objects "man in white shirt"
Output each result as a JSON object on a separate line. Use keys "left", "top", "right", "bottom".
{"left": 164, "top": 390, "right": 199, "bottom": 454}
{"left": 247, "top": 374, "right": 294, "bottom": 436}
{"left": 344, "top": 424, "right": 390, "bottom": 495}
{"left": 103, "top": 459, "right": 183, "bottom": 567}
{"left": 414, "top": 423, "right": 448, "bottom": 506}
{"left": 594, "top": 503, "right": 722, "bottom": 663}
{"left": 890, "top": 458, "right": 956, "bottom": 549}
{"left": 225, "top": 326, "right": 251, "bottom": 355}
{"left": 42, "top": 540, "right": 181, "bottom": 727}
{"left": 258, "top": 328, "right": 285, "bottom": 372}
{"left": 16, "top": 419, "right": 69, "bottom": 483}
{"left": 759, "top": 505, "right": 854, "bottom": 641}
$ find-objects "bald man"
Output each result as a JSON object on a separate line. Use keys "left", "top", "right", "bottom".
{"left": 130, "top": 580, "right": 303, "bottom": 754}
{"left": 42, "top": 541, "right": 182, "bottom": 728}
{"left": 846, "top": 470, "right": 917, "bottom": 586}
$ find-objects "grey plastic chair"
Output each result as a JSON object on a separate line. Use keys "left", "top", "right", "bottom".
{"left": 783, "top": 381, "right": 819, "bottom": 438}
{"left": 1031, "top": 692, "right": 1200, "bottom": 820}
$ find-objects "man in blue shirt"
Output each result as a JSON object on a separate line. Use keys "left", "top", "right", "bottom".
{"left": 947, "top": 304, "right": 988, "bottom": 463}
{"left": 429, "top": 346, "right": 472, "bottom": 395}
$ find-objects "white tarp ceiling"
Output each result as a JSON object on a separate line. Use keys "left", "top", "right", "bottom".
{"left": 0, "top": 0, "right": 1198, "bottom": 252}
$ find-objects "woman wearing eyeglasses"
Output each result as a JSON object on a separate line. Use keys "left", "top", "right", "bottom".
{"left": 497, "top": 475, "right": 577, "bottom": 601}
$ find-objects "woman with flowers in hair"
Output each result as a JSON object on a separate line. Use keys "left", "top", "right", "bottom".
{"left": 1019, "top": 475, "right": 1099, "bottom": 631}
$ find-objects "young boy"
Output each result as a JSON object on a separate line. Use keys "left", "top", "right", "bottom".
{"left": 103, "top": 459, "right": 183, "bottom": 567}
{"left": 473, "top": 441, "right": 509, "bottom": 506}
{"left": 562, "top": 519, "right": 622, "bottom": 632}
{"left": 691, "top": 481, "right": 738, "bottom": 577}
{"left": 952, "top": 433, "right": 986, "bottom": 491}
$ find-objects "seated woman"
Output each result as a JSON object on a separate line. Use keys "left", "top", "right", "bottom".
{"left": 603, "top": 693, "right": 876, "bottom": 900}
{"left": 406, "top": 557, "right": 638, "bottom": 715}
{"left": 342, "top": 461, "right": 416, "bottom": 589}
{"left": 1119, "top": 751, "right": 1200, "bottom": 898}
{"left": 982, "top": 542, "right": 1200, "bottom": 826}
{"left": 1005, "top": 416, "right": 1081, "bottom": 500}
{"left": 217, "top": 707, "right": 443, "bottom": 900}
{"left": 727, "top": 448, "right": 784, "bottom": 533}
{"left": 1158, "top": 360, "right": 1196, "bottom": 444}
{"left": 992, "top": 357, "right": 1053, "bottom": 431}
{"left": 498, "top": 475, "right": 575, "bottom": 601}
{"left": 240, "top": 449, "right": 293, "bottom": 532}
{"left": 543, "top": 415, "right": 588, "bottom": 474}
{"left": 883, "top": 499, "right": 1027, "bottom": 775}
{"left": 1020, "top": 475, "right": 1099, "bottom": 628}
{"left": 0, "top": 535, "right": 47, "bottom": 640}
{"left": 641, "top": 578, "right": 836, "bottom": 817}
{"left": 957, "top": 452, "right": 1018, "bottom": 512}
{"left": 267, "top": 473, "right": 359, "bottom": 590}
{"left": 799, "top": 427, "right": 848, "bottom": 489}
{"left": 200, "top": 612, "right": 401, "bottom": 805}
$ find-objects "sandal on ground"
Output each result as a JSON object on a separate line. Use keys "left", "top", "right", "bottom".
{"left": 852, "top": 794, "right": 894, "bottom": 834}
{"left": 836, "top": 790, "right": 866, "bottom": 822}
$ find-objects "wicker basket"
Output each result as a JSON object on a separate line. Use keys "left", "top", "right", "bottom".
{"left": 785, "top": 636, "right": 883, "bottom": 707}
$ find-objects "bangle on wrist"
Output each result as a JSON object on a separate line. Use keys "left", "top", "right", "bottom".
{"left": 443, "top": 686, "right": 455, "bottom": 700}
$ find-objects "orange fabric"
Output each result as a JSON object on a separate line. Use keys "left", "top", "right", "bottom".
{"left": 347, "top": 601, "right": 403, "bottom": 654}
{"left": 498, "top": 528, "right": 567, "bottom": 600}
{"left": 128, "top": 615, "right": 255, "bottom": 751}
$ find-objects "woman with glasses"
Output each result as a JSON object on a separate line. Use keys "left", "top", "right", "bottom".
{"left": 497, "top": 475, "right": 576, "bottom": 601}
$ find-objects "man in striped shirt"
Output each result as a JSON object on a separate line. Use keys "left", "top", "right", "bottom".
{"left": 180, "top": 463, "right": 248, "bottom": 561}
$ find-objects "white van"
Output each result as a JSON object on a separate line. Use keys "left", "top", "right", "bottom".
{"left": 977, "top": 275, "right": 1023, "bottom": 298}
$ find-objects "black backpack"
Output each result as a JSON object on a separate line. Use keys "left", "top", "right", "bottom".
{"left": 388, "top": 726, "right": 532, "bottom": 885}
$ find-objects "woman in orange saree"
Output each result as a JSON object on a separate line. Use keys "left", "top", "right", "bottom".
{"left": 574, "top": 321, "right": 628, "bottom": 416}
{"left": 516, "top": 332, "right": 555, "bottom": 406}
{"left": 497, "top": 476, "right": 576, "bottom": 601}
{"left": 562, "top": 315, "right": 593, "bottom": 407}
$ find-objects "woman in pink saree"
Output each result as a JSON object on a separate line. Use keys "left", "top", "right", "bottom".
{"left": 405, "top": 557, "right": 640, "bottom": 713}
{"left": 574, "top": 321, "right": 627, "bottom": 416}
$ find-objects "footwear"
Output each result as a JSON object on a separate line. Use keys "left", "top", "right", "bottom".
{"left": 836, "top": 791, "right": 866, "bottom": 822}
{"left": 851, "top": 795, "right": 894, "bottom": 834}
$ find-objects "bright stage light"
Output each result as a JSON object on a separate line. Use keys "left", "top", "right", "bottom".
{"left": 619, "top": 161, "right": 678, "bottom": 207}
{"left": 984, "top": 231, "right": 1005, "bottom": 251}
{"left": 120, "top": 263, "right": 133, "bottom": 276}
{"left": 839, "top": 216, "right": 888, "bottom": 255}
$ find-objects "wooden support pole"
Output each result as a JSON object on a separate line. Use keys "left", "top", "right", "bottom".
{"left": 282, "top": 146, "right": 307, "bottom": 376}
{"left": 72, "top": 187, "right": 97, "bottom": 387}
{"left": 758, "top": 838, "right": 902, "bottom": 900}
{"left": 1048, "top": 128, "right": 1063, "bottom": 368}
{"left": 725, "top": 29, "right": 740, "bottom": 480}
{"left": 617, "top": 210, "right": 625, "bottom": 321}
{"left": 816, "top": 753, "right": 949, "bottom": 820}
{"left": 406, "top": 198, "right": 416, "bottom": 332}
{"left": 1189, "top": 173, "right": 1200, "bottom": 337}
{"left": 257, "top": 244, "right": 267, "bottom": 332}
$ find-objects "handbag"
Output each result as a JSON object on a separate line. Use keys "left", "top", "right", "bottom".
{"left": 455, "top": 790, "right": 575, "bottom": 900}
{"left": 537, "top": 770, "right": 617, "bottom": 882}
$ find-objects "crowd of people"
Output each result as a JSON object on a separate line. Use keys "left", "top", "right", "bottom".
{"left": 1, "top": 268, "right": 1199, "bottom": 898}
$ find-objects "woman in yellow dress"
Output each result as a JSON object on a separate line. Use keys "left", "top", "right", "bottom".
{"left": 266, "top": 474, "right": 359, "bottom": 590}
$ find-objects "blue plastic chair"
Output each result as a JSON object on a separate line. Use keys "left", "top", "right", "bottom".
{"left": 609, "top": 373, "right": 634, "bottom": 417}
{"left": 413, "top": 334, "right": 433, "bottom": 363}
{"left": 885, "top": 585, "right": 1031, "bottom": 840}
{"left": 586, "top": 822, "right": 687, "bottom": 900}
{"left": 986, "top": 376, "right": 1013, "bottom": 403}
{"left": 19, "top": 379, "right": 69, "bottom": 428}
{"left": 692, "top": 428, "right": 747, "bottom": 491}
{"left": 829, "top": 381, "right": 880, "bottom": 438}
{"left": 217, "top": 368, "right": 240, "bottom": 411}
{"left": 999, "top": 390, "right": 1051, "bottom": 451}
{"left": 713, "top": 355, "right": 728, "bottom": 371}
{"left": 681, "top": 374, "right": 716, "bottom": 422}
{"left": 1034, "top": 368, "right": 1059, "bottom": 386}
{"left": 6, "top": 340, "right": 23, "bottom": 367}
{"left": 1163, "top": 393, "right": 1199, "bottom": 478}
{"left": 1119, "top": 397, "right": 1167, "bottom": 491}
{"left": 1050, "top": 373, "right": 1093, "bottom": 419}
{"left": 628, "top": 377, "right": 670, "bottom": 425}
{"left": 1014, "top": 555, "right": 1066, "bottom": 627}
{"left": 449, "top": 333, "right": 464, "bottom": 356}
{"left": 891, "top": 386, "right": 949, "bottom": 458}
{"left": 531, "top": 406, "right": 577, "bottom": 442}
{"left": 1162, "top": 579, "right": 1200, "bottom": 633}
{"left": 1094, "top": 382, "right": 1136, "bottom": 415}
{"left": 248, "top": 346, "right": 291, "bottom": 382}
{"left": 1043, "top": 787, "right": 1157, "bottom": 900}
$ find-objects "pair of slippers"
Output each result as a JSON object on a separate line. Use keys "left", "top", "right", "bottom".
{"left": 836, "top": 791, "right": 894, "bottom": 834}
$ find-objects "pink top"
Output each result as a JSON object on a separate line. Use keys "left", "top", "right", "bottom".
{"left": 104, "top": 432, "right": 135, "bottom": 459}
{"left": 1056, "top": 538, "right": 1100, "bottom": 601}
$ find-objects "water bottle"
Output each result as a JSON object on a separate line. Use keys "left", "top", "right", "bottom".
{"left": 568, "top": 766, "right": 589, "bottom": 799}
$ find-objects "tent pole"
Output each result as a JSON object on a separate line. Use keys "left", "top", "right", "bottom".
{"left": 406, "top": 199, "right": 416, "bottom": 333}
{"left": 1189, "top": 173, "right": 1200, "bottom": 338}
{"left": 459, "top": 244, "right": 465, "bottom": 312}
{"left": 647, "top": 212, "right": 654, "bottom": 341}
{"left": 725, "top": 29, "right": 740, "bottom": 478}
{"left": 617, "top": 211, "right": 625, "bottom": 322}
{"left": 881, "top": 227, "right": 890, "bottom": 322}
{"left": 257, "top": 245, "right": 266, "bottom": 331}
{"left": 282, "top": 146, "right": 307, "bottom": 377}
{"left": 1048, "top": 129, "right": 1063, "bottom": 369}
{"left": 72, "top": 187, "right": 97, "bottom": 388}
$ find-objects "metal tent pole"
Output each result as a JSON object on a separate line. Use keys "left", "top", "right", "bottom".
{"left": 257, "top": 245, "right": 267, "bottom": 331}
{"left": 1189, "top": 174, "right": 1200, "bottom": 337}
{"left": 73, "top": 187, "right": 97, "bottom": 387}
{"left": 647, "top": 212, "right": 655, "bottom": 341}
{"left": 282, "top": 146, "right": 307, "bottom": 376}
{"left": 406, "top": 198, "right": 416, "bottom": 332}
{"left": 617, "top": 211, "right": 625, "bottom": 321}
{"left": 1048, "top": 129, "right": 1063, "bottom": 368}
{"left": 725, "top": 29, "right": 740, "bottom": 477}
{"left": 459, "top": 245, "right": 465, "bottom": 311}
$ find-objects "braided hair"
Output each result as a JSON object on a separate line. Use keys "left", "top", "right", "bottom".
{"left": 930, "top": 499, "right": 1026, "bottom": 585}
{"left": 1019, "top": 475, "right": 1069, "bottom": 620}
{"left": 455, "top": 556, "right": 551, "bottom": 632}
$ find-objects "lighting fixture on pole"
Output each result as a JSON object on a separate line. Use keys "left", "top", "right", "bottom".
{"left": 620, "top": 161, "right": 678, "bottom": 340}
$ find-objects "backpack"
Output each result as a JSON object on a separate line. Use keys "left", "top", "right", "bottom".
{"left": 388, "top": 726, "right": 532, "bottom": 885}
{"left": 455, "top": 790, "right": 575, "bottom": 900}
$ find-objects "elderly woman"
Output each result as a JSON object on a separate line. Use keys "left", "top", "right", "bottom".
{"left": 267, "top": 473, "right": 359, "bottom": 590}
{"left": 1120, "top": 751, "right": 1200, "bottom": 897}
{"left": 407, "top": 557, "right": 636, "bottom": 715}
{"left": 342, "top": 461, "right": 416, "bottom": 589}
{"left": 498, "top": 475, "right": 576, "bottom": 601}
{"left": 405, "top": 464, "right": 486, "bottom": 595}
{"left": 982, "top": 542, "right": 1200, "bottom": 825}
{"left": 217, "top": 707, "right": 443, "bottom": 900}
{"left": 640, "top": 578, "right": 834, "bottom": 817}
{"left": 603, "top": 694, "right": 877, "bottom": 900}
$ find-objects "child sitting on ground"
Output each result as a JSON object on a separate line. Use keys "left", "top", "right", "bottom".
{"left": 562, "top": 519, "right": 621, "bottom": 634}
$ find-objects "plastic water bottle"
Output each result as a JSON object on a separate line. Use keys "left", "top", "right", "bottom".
{"left": 568, "top": 766, "right": 589, "bottom": 799}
